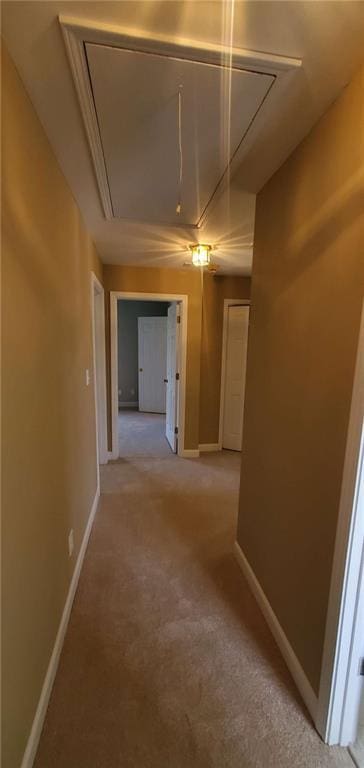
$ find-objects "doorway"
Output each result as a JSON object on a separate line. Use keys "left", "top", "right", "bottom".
{"left": 219, "top": 299, "right": 250, "bottom": 451}
{"left": 117, "top": 299, "right": 173, "bottom": 457}
{"left": 110, "top": 292, "right": 187, "bottom": 459}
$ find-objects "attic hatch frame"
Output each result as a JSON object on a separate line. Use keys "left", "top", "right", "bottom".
{"left": 60, "top": 15, "right": 301, "bottom": 226}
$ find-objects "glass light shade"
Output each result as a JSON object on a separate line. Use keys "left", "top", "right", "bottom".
{"left": 190, "top": 244, "right": 212, "bottom": 266}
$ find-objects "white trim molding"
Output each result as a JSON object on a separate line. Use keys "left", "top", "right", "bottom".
{"left": 234, "top": 541, "right": 318, "bottom": 722}
{"left": 219, "top": 299, "right": 251, "bottom": 450}
{"left": 316, "top": 301, "right": 364, "bottom": 746}
{"left": 59, "top": 15, "right": 301, "bottom": 225}
{"left": 110, "top": 291, "right": 188, "bottom": 460}
{"left": 179, "top": 449, "right": 200, "bottom": 459}
{"left": 21, "top": 488, "right": 100, "bottom": 768}
{"left": 91, "top": 273, "right": 108, "bottom": 467}
{"left": 199, "top": 443, "right": 221, "bottom": 453}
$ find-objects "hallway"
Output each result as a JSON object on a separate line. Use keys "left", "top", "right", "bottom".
{"left": 34, "top": 452, "right": 352, "bottom": 768}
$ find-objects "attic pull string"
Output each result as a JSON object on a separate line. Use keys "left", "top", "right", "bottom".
{"left": 176, "top": 84, "right": 183, "bottom": 215}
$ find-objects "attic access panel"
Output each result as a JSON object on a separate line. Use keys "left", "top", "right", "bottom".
{"left": 85, "top": 42, "right": 274, "bottom": 227}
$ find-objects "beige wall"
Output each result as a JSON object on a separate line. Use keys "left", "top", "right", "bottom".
{"left": 237, "top": 65, "right": 364, "bottom": 693}
{"left": 1, "top": 48, "right": 103, "bottom": 768}
{"left": 103, "top": 265, "right": 204, "bottom": 450}
{"left": 199, "top": 274, "right": 251, "bottom": 444}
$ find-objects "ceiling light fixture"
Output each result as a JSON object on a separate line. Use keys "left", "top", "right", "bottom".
{"left": 189, "top": 244, "right": 212, "bottom": 267}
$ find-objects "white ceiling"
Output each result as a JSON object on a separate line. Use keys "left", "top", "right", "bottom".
{"left": 2, "top": 1, "right": 364, "bottom": 275}
{"left": 86, "top": 42, "right": 274, "bottom": 226}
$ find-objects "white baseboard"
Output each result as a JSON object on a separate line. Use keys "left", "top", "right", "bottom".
{"left": 199, "top": 443, "right": 221, "bottom": 452}
{"left": 233, "top": 541, "right": 318, "bottom": 722}
{"left": 21, "top": 487, "right": 100, "bottom": 768}
{"left": 179, "top": 448, "right": 200, "bottom": 458}
{"left": 119, "top": 401, "right": 138, "bottom": 408}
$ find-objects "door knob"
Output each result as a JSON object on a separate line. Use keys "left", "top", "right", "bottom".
{"left": 139, "top": 368, "right": 143, "bottom": 372}
{"left": 164, "top": 378, "right": 168, "bottom": 383}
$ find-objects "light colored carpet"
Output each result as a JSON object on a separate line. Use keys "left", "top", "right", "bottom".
{"left": 34, "top": 451, "right": 354, "bottom": 768}
{"left": 119, "top": 409, "right": 172, "bottom": 458}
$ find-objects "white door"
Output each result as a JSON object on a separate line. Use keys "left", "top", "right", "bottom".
{"left": 138, "top": 317, "right": 167, "bottom": 413}
{"left": 222, "top": 305, "right": 249, "bottom": 451}
{"left": 165, "top": 303, "right": 179, "bottom": 452}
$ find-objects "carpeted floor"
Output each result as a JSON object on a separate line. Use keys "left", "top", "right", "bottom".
{"left": 119, "top": 409, "right": 172, "bottom": 458}
{"left": 34, "top": 450, "right": 354, "bottom": 768}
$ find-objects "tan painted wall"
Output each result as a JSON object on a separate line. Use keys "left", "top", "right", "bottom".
{"left": 1, "top": 47, "right": 103, "bottom": 768}
{"left": 103, "top": 265, "right": 204, "bottom": 450}
{"left": 199, "top": 274, "right": 251, "bottom": 444}
{"left": 237, "top": 65, "right": 364, "bottom": 693}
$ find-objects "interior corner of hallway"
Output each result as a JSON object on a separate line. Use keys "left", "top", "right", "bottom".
{"left": 236, "top": 63, "right": 364, "bottom": 694}
{"left": 1, "top": 44, "right": 103, "bottom": 768}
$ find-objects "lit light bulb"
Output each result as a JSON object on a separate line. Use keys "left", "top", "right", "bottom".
{"left": 189, "top": 244, "right": 212, "bottom": 266}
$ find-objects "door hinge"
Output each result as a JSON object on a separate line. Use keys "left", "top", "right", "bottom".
{"left": 359, "top": 658, "right": 364, "bottom": 676}
{"left": 177, "top": 315, "right": 181, "bottom": 324}
{"left": 174, "top": 426, "right": 178, "bottom": 435}
{"left": 176, "top": 372, "right": 180, "bottom": 381}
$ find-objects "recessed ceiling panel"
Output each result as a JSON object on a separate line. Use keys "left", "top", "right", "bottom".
{"left": 85, "top": 43, "right": 274, "bottom": 226}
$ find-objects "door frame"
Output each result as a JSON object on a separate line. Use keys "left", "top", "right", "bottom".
{"left": 91, "top": 273, "right": 108, "bottom": 474}
{"left": 316, "top": 300, "right": 364, "bottom": 746}
{"left": 218, "top": 298, "right": 250, "bottom": 450}
{"left": 165, "top": 302, "right": 179, "bottom": 453}
{"left": 110, "top": 291, "right": 188, "bottom": 459}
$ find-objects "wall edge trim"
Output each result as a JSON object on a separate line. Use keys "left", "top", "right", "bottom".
{"left": 198, "top": 443, "right": 222, "bottom": 452}
{"left": 20, "top": 487, "right": 100, "bottom": 768}
{"left": 233, "top": 540, "right": 318, "bottom": 722}
{"left": 180, "top": 449, "right": 200, "bottom": 458}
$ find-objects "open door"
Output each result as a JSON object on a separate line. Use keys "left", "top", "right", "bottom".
{"left": 165, "top": 303, "right": 179, "bottom": 452}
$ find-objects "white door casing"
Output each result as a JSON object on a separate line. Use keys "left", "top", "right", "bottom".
{"left": 165, "top": 303, "right": 179, "bottom": 452}
{"left": 91, "top": 273, "right": 107, "bottom": 469}
{"left": 138, "top": 317, "right": 167, "bottom": 413}
{"left": 222, "top": 305, "right": 249, "bottom": 451}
